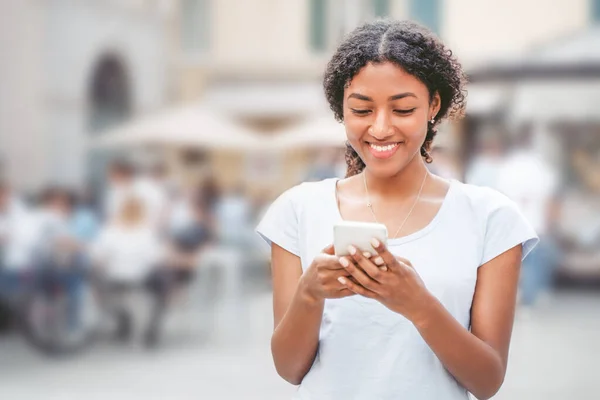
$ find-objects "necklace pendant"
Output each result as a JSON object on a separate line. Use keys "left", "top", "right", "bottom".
{"left": 366, "top": 202, "right": 372, "bottom": 208}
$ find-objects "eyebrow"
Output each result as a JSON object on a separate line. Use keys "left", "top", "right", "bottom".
{"left": 347, "top": 92, "right": 417, "bottom": 101}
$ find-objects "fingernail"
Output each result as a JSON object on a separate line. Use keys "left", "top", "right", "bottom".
{"left": 347, "top": 245, "right": 356, "bottom": 255}
{"left": 339, "top": 257, "right": 350, "bottom": 267}
{"left": 371, "top": 238, "right": 380, "bottom": 248}
{"left": 362, "top": 252, "right": 371, "bottom": 258}
{"left": 379, "top": 266, "right": 388, "bottom": 271}
{"left": 373, "top": 257, "right": 384, "bottom": 265}
{"left": 337, "top": 277, "right": 347, "bottom": 284}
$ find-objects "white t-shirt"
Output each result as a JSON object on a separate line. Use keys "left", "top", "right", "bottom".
{"left": 496, "top": 151, "right": 558, "bottom": 235}
{"left": 0, "top": 198, "right": 38, "bottom": 270}
{"left": 256, "top": 178, "right": 538, "bottom": 400}
{"left": 135, "top": 177, "right": 169, "bottom": 228}
{"left": 91, "top": 224, "right": 163, "bottom": 283}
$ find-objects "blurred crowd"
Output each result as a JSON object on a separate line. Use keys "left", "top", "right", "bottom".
{"left": 431, "top": 124, "right": 600, "bottom": 310}
{"left": 0, "top": 159, "right": 262, "bottom": 350}
{"left": 1, "top": 126, "right": 598, "bottom": 353}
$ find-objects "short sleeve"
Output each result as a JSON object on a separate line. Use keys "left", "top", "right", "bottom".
{"left": 480, "top": 194, "right": 539, "bottom": 266}
{"left": 255, "top": 185, "right": 302, "bottom": 257}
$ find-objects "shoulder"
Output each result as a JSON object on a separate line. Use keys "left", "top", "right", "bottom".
{"left": 275, "top": 178, "right": 336, "bottom": 208}
{"left": 452, "top": 180, "right": 516, "bottom": 215}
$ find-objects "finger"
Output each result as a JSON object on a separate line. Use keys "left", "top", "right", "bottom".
{"left": 335, "top": 287, "right": 355, "bottom": 298}
{"left": 362, "top": 252, "right": 385, "bottom": 269}
{"left": 337, "top": 276, "right": 377, "bottom": 299}
{"left": 371, "top": 239, "right": 401, "bottom": 270}
{"left": 339, "top": 256, "right": 378, "bottom": 291}
{"left": 348, "top": 246, "right": 386, "bottom": 282}
{"left": 371, "top": 256, "right": 386, "bottom": 268}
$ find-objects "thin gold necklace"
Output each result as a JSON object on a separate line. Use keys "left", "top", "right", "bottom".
{"left": 363, "top": 171, "right": 428, "bottom": 239}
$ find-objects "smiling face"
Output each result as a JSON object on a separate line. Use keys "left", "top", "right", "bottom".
{"left": 343, "top": 61, "right": 440, "bottom": 177}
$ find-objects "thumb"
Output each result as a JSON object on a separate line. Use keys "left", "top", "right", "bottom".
{"left": 322, "top": 244, "right": 335, "bottom": 255}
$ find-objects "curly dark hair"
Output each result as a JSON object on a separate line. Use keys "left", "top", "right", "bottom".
{"left": 323, "top": 19, "right": 467, "bottom": 177}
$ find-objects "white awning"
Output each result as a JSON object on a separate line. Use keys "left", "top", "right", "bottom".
{"left": 509, "top": 80, "right": 600, "bottom": 123}
{"left": 91, "top": 104, "right": 265, "bottom": 151}
{"left": 272, "top": 115, "right": 347, "bottom": 150}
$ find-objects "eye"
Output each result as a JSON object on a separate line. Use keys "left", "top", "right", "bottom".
{"left": 393, "top": 108, "right": 416, "bottom": 115}
{"left": 350, "top": 108, "right": 371, "bottom": 116}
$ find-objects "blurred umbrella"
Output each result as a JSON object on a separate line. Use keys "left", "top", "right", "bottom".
{"left": 91, "top": 104, "right": 264, "bottom": 151}
{"left": 272, "top": 115, "right": 347, "bottom": 150}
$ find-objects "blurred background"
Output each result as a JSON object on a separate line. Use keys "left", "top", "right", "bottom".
{"left": 0, "top": 0, "right": 599, "bottom": 399}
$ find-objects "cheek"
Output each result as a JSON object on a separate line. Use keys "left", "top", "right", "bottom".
{"left": 343, "top": 117, "right": 367, "bottom": 143}
{"left": 395, "top": 115, "right": 427, "bottom": 144}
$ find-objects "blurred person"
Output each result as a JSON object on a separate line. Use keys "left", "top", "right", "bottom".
{"left": 92, "top": 195, "right": 163, "bottom": 343}
{"left": 334, "top": 148, "right": 348, "bottom": 178}
{"left": 305, "top": 149, "right": 343, "bottom": 181}
{"left": 70, "top": 186, "right": 101, "bottom": 244}
{"left": 145, "top": 188, "right": 213, "bottom": 347}
{"left": 167, "top": 186, "right": 196, "bottom": 235}
{"left": 104, "top": 159, "right": 136, "bottom": 221}
{"left": 256, "top": 20, "right": 538, "bottom": 400}
{"left": 496, "top": 127, "right": 559, "bottom": 307}
{"left": 428, "top": 145, "right": 461, "bottom": 180}
{"left": 0, "top": 181, "right": 38, "bottom": 301}
{"left": 214, "top": 184, "right": 252, "bottom": 247}
{"left": 135, "top": 162, "right": 171, "bottom": 232}
{"left": 200, "top": 175, "right": 221, "bottom": 215}
{"left": 465, "top": 130, "right": 506, "bottom": 190}
{"left": 32, "top": 187, "right": 89, "bottom": 334}
{"left": 555, "top": 146, "right": 600, "bottom": 275}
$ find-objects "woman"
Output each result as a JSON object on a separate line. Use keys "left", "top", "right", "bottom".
{"left": 92, "top": 195, "right": 163, "bottom": 342}
{"left": 256, "top": 20, "right": 538, "bottom": 400}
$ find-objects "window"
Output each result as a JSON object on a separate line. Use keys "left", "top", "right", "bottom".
{"left": 309, "top": 0, "right": 391, "bottom": 53}
{"left": 593, "top": 0, "right": 600, "bottom": 23}
{"left": 181, "top": 0, "right": 210, "bottom": 54}
{"left": 409, "top": 0, "right": 441, "bottom": 35}
{"left": 372, "top": 0, "right": 390, "bottom": 18}
{"left": 310, "top": 0, "right": 327, "bottom": 52}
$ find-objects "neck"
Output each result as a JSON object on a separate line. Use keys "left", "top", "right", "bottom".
{"left": 363, "top": 157, "right": 430, "bottom": 200}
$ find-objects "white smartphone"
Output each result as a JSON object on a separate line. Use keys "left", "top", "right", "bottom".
{"left": 333, "top": 221, "right": 388, "bottom": 257}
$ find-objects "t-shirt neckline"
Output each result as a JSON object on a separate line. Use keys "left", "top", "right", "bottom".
{"left": 330, "top": 177, "right": 457, "bottom": 246}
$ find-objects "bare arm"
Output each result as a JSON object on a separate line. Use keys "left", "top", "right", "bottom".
{"left": 413, "top": 246, "right": 522, "bottom": 399}
{"left": 270, "top": 243, "right": 324, "bottom": 385}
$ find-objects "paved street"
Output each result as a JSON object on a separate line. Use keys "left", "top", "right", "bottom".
{"left": 0, "top": 289, "right": 598, "bottom": 400}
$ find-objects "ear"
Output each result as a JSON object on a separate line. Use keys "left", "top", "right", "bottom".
{"left": 430, "top": 92, "right": 441, "bottom": 120}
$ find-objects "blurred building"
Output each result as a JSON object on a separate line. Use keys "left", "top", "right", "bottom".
{"left": 165, "top": 0, "right": 600, "bottom": 195}
{"left": 0, "top": 0, "right": 172, "bottom": 191}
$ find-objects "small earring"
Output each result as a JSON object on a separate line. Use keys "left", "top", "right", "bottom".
{"left": 429, "top": 118, "right": 435, "bottom": 124}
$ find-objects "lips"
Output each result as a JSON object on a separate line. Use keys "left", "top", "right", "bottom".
{"left": 366, "top": 142, "right": 403, "bottom": 159}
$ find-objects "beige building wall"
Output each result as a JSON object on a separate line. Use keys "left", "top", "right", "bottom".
{"left": 173, "top": 0, "right": 416, "bottom": 84}
{"left": 443, "top": 0, "right": 589, "bottom": 67}
{"left": 0, "top": 0, "right": 45, "bottom": 190}
{"left": 174, "top": 0, "right": 592, "bottom": 91}
{"left": 212, "top": 0, "right": 316, "bottom": 76}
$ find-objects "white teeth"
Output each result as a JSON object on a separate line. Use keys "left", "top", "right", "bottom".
{"left": 369, "top": 143, "right": 399, "bottom": 152}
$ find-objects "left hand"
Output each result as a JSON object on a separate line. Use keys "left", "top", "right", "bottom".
{"left": 337, "top": 239, "right": 432, "bottom": 322}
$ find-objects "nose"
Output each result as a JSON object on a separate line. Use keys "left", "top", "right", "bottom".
{"left": 368, "top": 110, "right": 393, "bottom": 140}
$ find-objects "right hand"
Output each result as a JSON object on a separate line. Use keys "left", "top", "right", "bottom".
{"left": 299, "top": 244, "right": 355, "bottom": 302}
